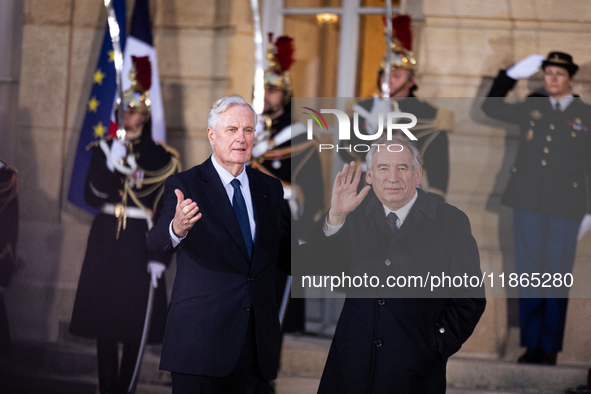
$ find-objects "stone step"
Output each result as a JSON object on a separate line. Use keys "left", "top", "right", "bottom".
{"left": 279, "top": 334, "right": 589, "bottom": 393}
{"left": 3, "top": 335, "right": 589, "bottom": 394}
{"left": 1, "top": 356, "right": 173, "bottom": 394}
{"left": 3, "top": 340, "right": 171, "bottom": 386}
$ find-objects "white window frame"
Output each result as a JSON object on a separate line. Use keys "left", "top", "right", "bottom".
{"left": 262, "top": 1, "right": 400, "bottom": 98}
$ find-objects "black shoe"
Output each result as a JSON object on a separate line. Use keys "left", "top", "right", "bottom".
{"left": 539, "top": 350, "right": 557, "bottom": 365}
{"left": 517, "top": 347, "right": 542, "bottom": 364}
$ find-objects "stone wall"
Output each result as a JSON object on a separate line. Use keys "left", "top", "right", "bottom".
{"left": 6, "top": 0, "right": 591, "bottom": 366}
{"left": 7, "top": 0, "right": 241, "bottom": 343}
{"left": 418, "top": 0, "right": 591, "bottom": 364}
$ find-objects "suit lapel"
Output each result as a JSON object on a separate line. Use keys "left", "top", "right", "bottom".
{"left": 247, "top": 166, "right": 269, "bottom": 264}
{"left": 200, "top": 158, "right": 251, "bottom": 261}
{"left": 391, "top": 204, "right": 424, "bottom": 245}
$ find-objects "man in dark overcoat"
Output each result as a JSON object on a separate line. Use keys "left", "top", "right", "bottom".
{"left": 303, "top": 136, "right": 485, "bottom": 393}
{"left": 482, "top": 51, "right": 591, "bottom": 365}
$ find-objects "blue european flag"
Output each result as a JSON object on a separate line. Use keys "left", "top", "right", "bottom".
{"left": 67, "top": 0, "right": 126, "bottom": 214}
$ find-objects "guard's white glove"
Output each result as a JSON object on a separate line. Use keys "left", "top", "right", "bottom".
{"left": 107, "top": 139, "right": 127, "bottom": 172}
{"left": 252, "top": 115, "right": 270, "bottom": 159}
{"left": 506, "top": 54, "right": 545, "bottom": 80}
{"left": 578, "top": 214, "right": 591, "bottom": 241}
{"left": 365, "top": 95, "right": 393, "bottom": 133}
{"left": 147, "top": 261, "right": 166, "bottom": 288}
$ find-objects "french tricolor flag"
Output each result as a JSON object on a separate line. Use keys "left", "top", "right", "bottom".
{"left": 116, "top": 0, "right": 166, "bottom": 143}
{"left": 68, "top": 0, "right": 166, "bottom": 213}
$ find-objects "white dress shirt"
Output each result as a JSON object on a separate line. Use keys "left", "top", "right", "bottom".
{"left": 549, "top": 95, "right": 574, "bottom": 112}
{"left": 323, "top": 189, "right": 419, "bottom": 236}
{"left": 170, "top": 155, "right": 256, "bottom": 246}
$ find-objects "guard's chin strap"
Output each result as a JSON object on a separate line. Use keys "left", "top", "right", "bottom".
{"left": 389, "top": 76, "right": 414, "bottom": 98}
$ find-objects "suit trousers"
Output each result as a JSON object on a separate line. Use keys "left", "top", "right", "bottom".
{"left": 513, "top": 208, "right": 580, "bottom": 352}
{"left": 171, "top": 312, "right": 268, "bottom": 394}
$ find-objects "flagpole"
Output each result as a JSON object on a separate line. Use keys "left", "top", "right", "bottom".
{"left": 250, "top": 0, "right": 265, "bottom": 114}
{"left": 381, "top": 0, "right": 393, "bottom": 99}
{"left": 104, "top": 0, "right": 126, "bottom": 140}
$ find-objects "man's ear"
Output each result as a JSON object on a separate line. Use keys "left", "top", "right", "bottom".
{"left": 366, "top": 170, "right": 372, "bottom": 185}
{"left": 207, "top": 128, "right": 215, "bottom": 146}
{"left": 415, "top": 165, "right": 423, "bottom": 186}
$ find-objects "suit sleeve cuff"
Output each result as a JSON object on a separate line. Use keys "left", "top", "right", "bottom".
{"left": 169, "top": 219, "right": 187, "bottom": 247}
{"left": 323, "top": 216, "right": 343, "bottom": 237}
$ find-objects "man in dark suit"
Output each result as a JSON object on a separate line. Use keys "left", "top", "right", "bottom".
{"left": 146, "top": 95, "right": 291, "bottom": 393}
{"left": 303, "top": 135, "right": 485, "bottom": 393}
{"left": 482, "top": 52, "right": 591, "bottom": 365}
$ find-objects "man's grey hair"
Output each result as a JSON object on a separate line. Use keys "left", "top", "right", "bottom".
{"left": 365, "top": 134, "right": 422, "bottom": 173}
{"left": 207, "top": 95, "right": 257, "bottom": 130}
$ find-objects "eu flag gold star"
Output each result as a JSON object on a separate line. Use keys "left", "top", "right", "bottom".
{"left": 108, "top": 50, "right": 115, "bottom": 63}
{"left": 93, "top": 69, "right": 106, "bottom": 85}
{"left": 93, "top": 122, "right": 107, "bottom": 138}
{"left": 88, "top": 96, "right": 100, "bottom": 113}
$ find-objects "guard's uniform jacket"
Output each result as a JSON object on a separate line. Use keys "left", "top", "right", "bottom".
{"left": 482, "top": 70, "right": 591, "bottom": 221}
{"left": 341, "top": 94, "right": 451, "bottom": 201}
{"left": 70, "top": 135, "right": 180, "bottom": 344}
{"left": 251, "top": 105, "right": 324, "bottom": 237}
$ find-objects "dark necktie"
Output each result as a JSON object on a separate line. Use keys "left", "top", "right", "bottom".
{"left": 555, "top": 101, "right": 561, "bottom": 112}
{"left": 387, "top": 212, "right": 399, "bottom": 235}
{"left": 231, "top": 179, "right": 253, "bottom": 259}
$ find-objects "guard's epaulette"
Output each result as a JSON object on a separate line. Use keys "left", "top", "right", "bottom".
{"left": 85, "top": 135, "right": 114, "bottom": 151}
{"left": 0, "top": 158, "right": 17, "bottom": 174}
{"left": 158, "top": 140, "right": 180, "bottom": 159}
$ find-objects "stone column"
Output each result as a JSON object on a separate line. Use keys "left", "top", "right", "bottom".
{"left": 7, "top": 0, "right": 241, "bottom": 343}
{"left": 418, "top": 0, "right": 591, "bottom": 363}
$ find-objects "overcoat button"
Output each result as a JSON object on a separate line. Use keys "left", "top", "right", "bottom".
{"left": 439, "top": 327, "right": 446, "bottom": 334}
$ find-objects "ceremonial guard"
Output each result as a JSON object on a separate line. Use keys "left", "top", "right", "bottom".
{"left": 251, "top": 34, "right": 324, "bottom": 238}
{"left": 249, "top": 36, "right": 324, "bottom": 388}
{"left": 0, "top": 159, "right": 18, "bottom": 357}
{"left": 70, "top": 57, "right": 181, "bottom": 393}
{"left": 342, "top": 15, "right": 452, "bottom": 201}
{"left": 482, "top": 52, "right": 591, "bottom": 365}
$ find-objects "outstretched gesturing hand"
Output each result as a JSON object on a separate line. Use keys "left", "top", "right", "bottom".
{"left": 172, "top": 189, "right": 202, "bottom": 238}
{"left": 328, "top": 161, "right": 371, "bottom": 226}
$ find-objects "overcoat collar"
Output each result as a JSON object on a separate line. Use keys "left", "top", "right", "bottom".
{"left": 364, "top": 188, "right": 437, "bottom": 245}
